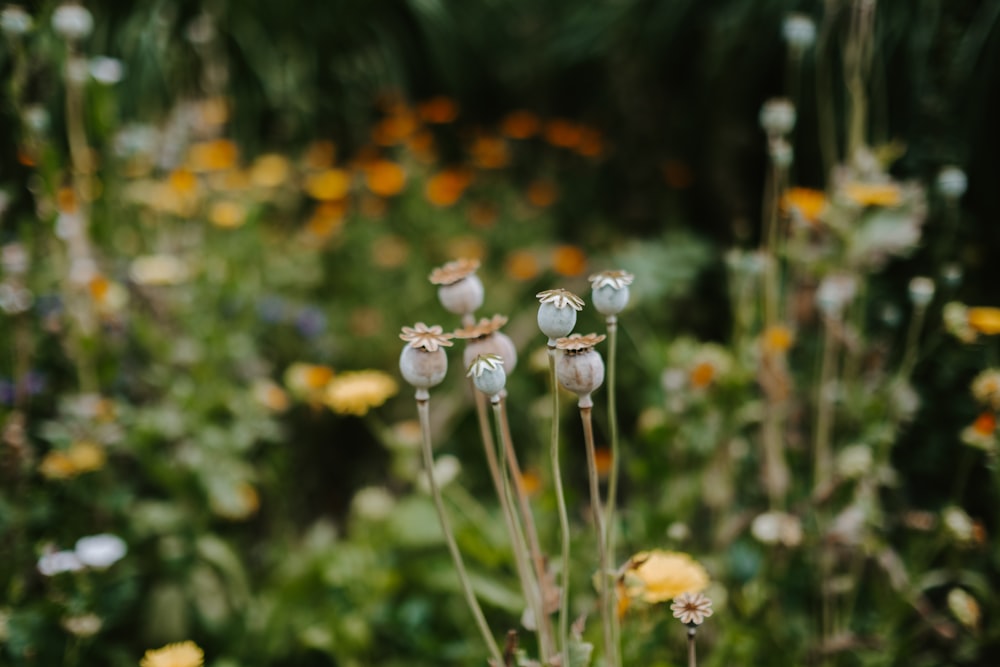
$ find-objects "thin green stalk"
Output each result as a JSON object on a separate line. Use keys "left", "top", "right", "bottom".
{"left": 474, "top": 390, "right": 545, "bottom": 657}
{"left": 897, "top": 305, "right": 927, "bottom": 381}
{"left": 495, "top": 398, "right": 554, "bottom": 662}
{"left": 549, "top": 350, "right": 571, "bottom": 667}
{"left": 604, "top": 317, "right": 623, "bottom": 667}
{"left": 416, "top": 394, "right": 503, "bottom": 666}
{"left": 813, "top": 317, "right": 839, "bottom": 495}
{"left": 581, "top": 406, "right": 614, "bottom": 667}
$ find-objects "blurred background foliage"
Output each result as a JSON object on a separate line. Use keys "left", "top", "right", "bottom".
{"left": 2, "top": 0, "right": 1000, "bottom": 666}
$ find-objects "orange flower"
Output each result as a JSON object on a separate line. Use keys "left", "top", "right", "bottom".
{"left": 168, "top": 168, "right": 198, "bottom": 195}
{"left": 526, "top": 179, "right": 559, "bottom": 208}
{"left": 57, "top": 187, "right": 78, "bottom": 213}
{"left": 250, "top": 154, "right": 291, "bottom": 188}
{"left": 417, "top": 96, "right": 458, "bottom": 124}
{"left": 364, "top": 160, "right": 407, "bottom": 197}
{"left": 972, "top": 412, "right": 996, "bottom": 436}
{"left": 303, "top": 141, "right": 336, "bottom": 170}
{"left": 842, "top": 182, "right": 902, "bottom": 207}
{"left": 425, "top": 169, "right": 472, "bottom": 207}
{"left": 520, "top": 469, "right": 542, "bottom": 496}
{"left": 689, "top": 361, "right": 715, "bottom": 389}
{"left": 968, "top": 307, "right": 1000, "bottom": 335}
{"left": 305, "top": 201, "right": 347, "bottom": 241}
{"left": 467, "top": 201, "right": 498, "bottom": 229}
{"left": 470, "top": 135, "right": 509, "bottom": 169}
{"left": 199, "top": 97, "right": 229, "bottom": 127}
{"left": 594, "top": 447, "right": 612, "bottom": 479}
{"left": 88, "top": 275, "right": 110, "bottom": 302}
{"left": 783, "top": 187, "right": 827, "bottom": 223}
{"left": 501, "top": 110, "right": 541, "bottom": 139}
{"left": 575, "top": 126, "right": 605, "bottom": 158}
{"left": 187, "top": 139, "right": 239, "bottom": 172}
{"left": 543, "top": 118, "right": 582, "bottom": 148}
{"left": 505, "top": 250, "right": 541, "bottom": 281}
{"left": 662, "top": 160, "right": 694, "bottom": 189}
{"left": 551, "top": 244, "right": 587, "bottom": 277}
{"left": 305, "top": 169, "right": 351, "bottom": 201}
{"left": 371, "top": 112, "right": 418, "bottom": 146}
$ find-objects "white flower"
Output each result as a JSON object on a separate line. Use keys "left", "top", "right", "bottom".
{"left": 74, "top": 533, "right": 127, "bottom": 568}
{"left": 942, "top": 506, "right": 974, "bottom": 543}
{"left": 836, "top": 444, "right": 873, "bottom": 479}
{"left": 670, "top": 591, "right": 714, "bottom": 625}
{"left": 130, "top": 254, "right": 189, "bottom": 286}
{"left": 750, "top": 511, "right": 802, "bottom": 547}
{"left": 782, "top": 13, "right": 816, "bottom": 50}
{"left": 1, "top": 6, "right": 32, "bottom": 35}
{"left": 51, "top": 3, "right": 93, "bottom": 40}
{"left": 908, "top": 276, "right": 934, "bottom": 308}
{"left": 936, "top": 166, "right": 967, "bottom": 200}
{"left": 37, "top": 550, "right": 84, "bottom": 576}
{"left": 417, "top": 454, "right": 461, "bottom": 493}
{"left": 89, "top": 56, "right": 124, "bottom": 84}
{"left": 759, "top": 98, "right": 796, "bottom": 137}
{"left": 351, "top": 486, "right": 396, "bottom": 521}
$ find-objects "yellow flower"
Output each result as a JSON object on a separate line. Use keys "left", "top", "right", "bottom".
{"left": 66, "top": 440, "right": 106, "bottom": 474}
{"left": 782, "top": 187, "right": 826, "bottom": 223}
{"left": 968, "top": 307, "right": 1000, "bottom": 335}
{"left": 842, "top": 182, "right": 902, "bottom": 207}
{"left": 252, "top": 379, "right": 290, "bottom": 413}
{"left": 250, "top": 154, "right": 290, "bottom": 188}
{"left": 305, "top": 169, "right": 351, "bottom": 201}
{"left": 284, "top": 363, "right": 335, "bottom": 402}
{"left": 140, "top": 640, "right": 204, "bottom": 667}
{"left": 39, "top": 451, "right": 77, "bottom": 480}
{"left": 209, "top": 200, "right": 247, "bottom": 229}
{"left": 623, "top": 550, "right": 709, "bottom": 604}
{"left": 762, "top": 324, "right": 795, "bottom": 354}
{"left": 324, "top": 370, "right": 399, "bottom": 416}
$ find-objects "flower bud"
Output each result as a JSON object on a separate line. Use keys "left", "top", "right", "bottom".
{"left": 467, "top": 354, "right": 506, "bottom": 399}
{"left": 555, "top": 333, "right": 606, "bottom": 408}
{"left": 589, "top": 270, "right": 634, "bottom": 317}
{"left": 536, "top": 288, "right": 584, "bottom": 345}
{"left": 1, "top": 6, "right": 33, "bottom": 35}
{"left": 782, "top": 13, "right": 816, "bottom": 51}
{"left": 908, "top": 276, "right": 934, "bottom": 308}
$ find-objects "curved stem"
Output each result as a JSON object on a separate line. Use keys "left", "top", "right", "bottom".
{"left": 604, "top": 317, "right": 623, "bottom": 666}
{"left": 549, "top": 350, "right": 571, "bottom": 667}
{"left": 581, "top": 405, "right": 614, "bottom": 667}
{"left": 493, "top": 396, "right": 555, "bottom": 663}
{"left": 416, "top": 395, "right": 503, "bottom": 665}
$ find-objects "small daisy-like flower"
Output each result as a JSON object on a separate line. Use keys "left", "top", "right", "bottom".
{"left": 555, "top": 332, "right": 606, "bottom": 353}
{"left": 670, "top": 591, "right": 714, "bottom": 626}
{"left": 453, "top": 314, "right": 508, "bottom": 340}
{"left": 589, "top": 270, "right": 634, "bottom": 291}
{"left": 429, "top": 258, "right": 480, "bottom": 286}
{"left": 536, "top": 288, "right": 584, "bottom": 311}
{"left": 399, "top": 323, "right": 454, "bottom": 352}
{"left": 140, "top": 640, "right": 205, "bottom": 667}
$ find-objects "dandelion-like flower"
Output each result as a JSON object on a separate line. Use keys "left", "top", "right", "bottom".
{"left": 140, "top": 640, "right": 205, "bottom": 667}
{"left": 782, "top": 13, "right": 816, "bottom": 50}
{"left": 621, "top": 550, "right": 710, "bottom": 604}
{"left": 399, "top": 322, "right": 454, "bottom": 352}
{"left": 759, "top": 98, "right": 796, "bottom": 137}
{"left": 937, "top": 166, "right": 968, "bottom": 200}
{"left": 324, "top": 370, "right": 399, "bottom": 416}
{"left": 670, "top": 591, "right": 714, "bottom": 626}
{"left": 908, "top": 276, "right": 935, "bottom": 308}
{"left": 1, "top": 6, "right": 32, "bottom": 36}
{"left": 51, "top": 3, "right": 93, "bottom": 41}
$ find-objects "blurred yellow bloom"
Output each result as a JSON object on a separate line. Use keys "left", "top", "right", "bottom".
{"left": 187, "top": 139, "right": 239, "bottom": 172}
{"left": 505, "top": 250, "right": 541, "bottom": 281}
{"left": 67, "top": 440, "right": 106, "bottom": 473}
{"left": 140, "top": 640, "right": 204, "bottom": 667}
{"left": 250, "top": 154, "right": 291, "bottom": 188}
{"left": 252, "top": 379, "right": 290, "bottom": 413}
{"left": 324, "top": 370, "right": 399, "bottom": 416}
{"left": 526, "top": 179, "right": 558, "bottom": 208}
{"left": 39, "top": 451, "right": 77, "bottom": 479}
{"left": 551, "top": 244, "right": 587, "bottom": 277}
{"left": 842, "top": 182, "right": 902, "bottom": 207}
{"left": 968, "top": 307, "right": 1000, "bottom": 335}
{"left": 762, "top": 324, "right": 795, "bottom": 354}
{"left": 209, "top": 200, "right": 247, "bottom": 229}
{"left": 303, "top": 140, "right": 337, "bottom": 170}
{"left": 623, "top": 550, "right": 709, "bottom": 604}
{"left": 425, "top": 169, "right": 472, "bottom": 207}
{"left": 284, "top": 363, "right": 335, "bottom": 401}
{"left": 168, "top": 169, "right": 198, "bottom": 196}
{"left": 782, "top": 187, "right": 826, "bottom": 223}
{"left": 305, "top": 169, "right": 351, "bottom": 201}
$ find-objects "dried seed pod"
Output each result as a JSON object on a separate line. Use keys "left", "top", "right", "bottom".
{"left": 430, "top": 259, "right": 484, "bottom": 318}
{"left": 399, "top": 323, "right": 454, "bottom": 395}
{"left": 555, "top": 333, "right": 606, "bottom": 408}
{"left": 454, "top": 314, "right": 518, "bottom": 373}
{"left": 537, "top": 289, "right": 584, "bottom": 345}
{"left": 467, "top": 354, "right": 506, "bottom": 399}
{"left": 589, "top": 270, "right": 634, "bottom": 317}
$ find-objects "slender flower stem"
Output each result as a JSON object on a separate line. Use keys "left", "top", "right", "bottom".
{"left": 549, "top": 349, "right": 571, "bottom": 667}
{"left": 897, "top": 304, "right": 927, "bottom": 381}
{"left": 687, "top": 625, "right": 698, "bottom": 667}
{"left": 495, "top": 398, "right": 554, "bottom": 662}
{"left": 473, "top": 389, "right": 544, "bottom": 657}
{"left": 813, "top": 316, "right": 839, "bottom": 495}
{"left": 604, "top": 316, "right": 623, "bottom": 667}
{"left": 581, "top": 405, "right": 614, "bottom": 667}
{"left": 416, "top": 393, "right": 503, "bottom": 666}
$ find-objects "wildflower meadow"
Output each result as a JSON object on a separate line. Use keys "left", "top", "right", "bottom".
{"left": 1, "top": 2, "right": 999, "bottom": 666}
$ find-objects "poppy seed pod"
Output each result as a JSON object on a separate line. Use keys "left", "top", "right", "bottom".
{"left": 589, "top": 270, "right": 634, "bottom": 318}
{"left": 467, "top": 354, "right": 506, "bottom": 400}
{"left": 399, "top": 323, "right": 454, "bottom": 396}
{"left": 555, "top": 333, "right": 606, "bottom": 408}
{"left": 537, "top": 289, "right": 584, "bottom": 345}
{"left": 455, "top": 315, "right": 518, "bottom": 373}
{"left": 759, "top": 98, "right": 796, "bottom": 138}
{"left": 429, "top": 258, "right": 484, "bottom": 318}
